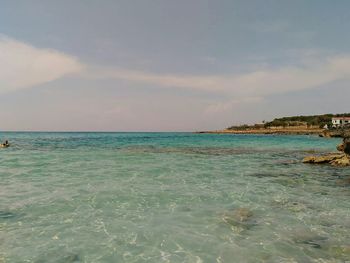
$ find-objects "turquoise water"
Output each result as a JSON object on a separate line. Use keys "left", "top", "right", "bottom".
{"left": 1, "top": 133, "right": 349, "bottom": 262}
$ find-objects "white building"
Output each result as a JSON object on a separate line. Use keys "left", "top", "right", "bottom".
{"left": 332, "top": 117, "right": 350, "bottom": 127}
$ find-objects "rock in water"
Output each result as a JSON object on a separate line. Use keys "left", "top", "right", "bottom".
{"left": 337, "top": 143, "right": 345, "bottom": 152}
{"left": 330, "top": 155, "right": 350, "bottom": 166}
{"left": 343, "top": 138, "right": 350, "bottom": 154}
{"left": 336, "top": 138, "right": 350, "bottom": 154}
{"left": 302, "top": 156, "right": 317, "bottom": 163}
{"left": 303, "top": 136, "right": 350, "bottom": 167}
{"left": 302, "top": 153, "right": 347, "bottom": 165}
{"left": 303, "top": 155, "right": 350, "bottom": 166}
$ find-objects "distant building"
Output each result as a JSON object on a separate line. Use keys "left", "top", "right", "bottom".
{"left": 332, "top": 117, "right": 350, "bottom": 127}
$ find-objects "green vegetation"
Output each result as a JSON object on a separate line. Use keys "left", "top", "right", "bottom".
{"left": 265, "top": 113, "right": 350, "bottom": 128}
{"left": 227, "top": 123, "right": 264, "bottom": 130}
{"left": 227, "top": 113, "right": 350, "bottom": 130}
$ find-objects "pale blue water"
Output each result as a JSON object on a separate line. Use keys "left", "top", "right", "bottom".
{"left": 1, "top": 133, "right": 349, "bottom": 262}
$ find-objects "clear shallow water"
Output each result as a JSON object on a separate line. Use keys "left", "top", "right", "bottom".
{"left": 0, "top": 132, "right": 349, "bottom": 263}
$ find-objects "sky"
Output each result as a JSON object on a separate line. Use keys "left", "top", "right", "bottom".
{"left": 1, "top": 0, "right": 350, "bottom": 131}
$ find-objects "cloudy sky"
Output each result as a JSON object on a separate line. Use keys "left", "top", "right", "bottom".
{"left": 1, "top": 0, "right": 350, "bottom": 131}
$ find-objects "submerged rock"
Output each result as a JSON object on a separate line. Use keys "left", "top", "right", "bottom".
{"left": 328, "top": 245, "right": 350, "bottom": 260}
{"left": 271, "top": 198, "right": 308, "bottom": 212}
{"left": 246, "top": 173, "right": 278, "bottom": 178}
{"left": 286, "top": 202, "right": 307, "bottom": 212}
{"left": 232, "top": 208, "right": 253, "bottom": 221}
{"left": 60, "top": 254, "right": 80, "bottom": 263}
{"left": 222, "top": 208, "right": 255, "bottom": 230}
{"left": 35, "top": 253, "right": 81, "bottom": 263}
{"left": 292, "top": 230, "right": 328, "bottom": 249}
{"left": 0, "top": 211, "right": 18, "bottom": 219}
{"left": 272, "top": 177, "right": 300, "bottom": 187}
{"left": 336, "top": 177, "right": 350, "bottom": 186}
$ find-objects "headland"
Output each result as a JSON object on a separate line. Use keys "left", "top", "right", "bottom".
{"left": 197, "top": 113, "right": 350, "bottom": 136}
{"left": 197, "top": 126, "right": 323, "bottom": 135}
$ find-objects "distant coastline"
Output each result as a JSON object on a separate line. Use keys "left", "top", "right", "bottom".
{"left": 197, "top": 113, "right": 350, "bottom": 136}
{"left": 196, "top": 126, "right": 323, "bottom": 135}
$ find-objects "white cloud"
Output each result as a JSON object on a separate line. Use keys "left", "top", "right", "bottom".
{"left": 0, "top": 37, "right": 83, "bottom": 92}
{"left": 3, "top": 36, "right": 348, "bottom": 100}
{"left": 89, "top": 55, "right": 350, "bottom": 97}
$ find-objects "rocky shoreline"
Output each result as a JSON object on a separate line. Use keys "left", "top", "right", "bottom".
{"left": 319, "top": 129, "right": 350, "bottom": 138}
{"left": 303, "top": 138, "right": 350, "bottom": 167}
{"left": 197, "top": 126, "right": 350, "bottom": 167}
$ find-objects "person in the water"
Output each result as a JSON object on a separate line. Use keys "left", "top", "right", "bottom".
{"left": 1, "top": 140, "right": 9, "bottom": 148}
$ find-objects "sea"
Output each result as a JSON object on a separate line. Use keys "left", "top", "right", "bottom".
{"left": 0, "top": 132, "right": 349, "bottom": 263}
